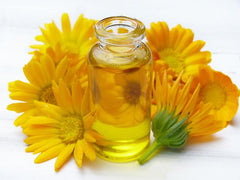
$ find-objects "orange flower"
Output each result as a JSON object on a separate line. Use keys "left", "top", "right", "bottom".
{"left": 146, "top": 22, "right": 211, "bottom": 80}
{"left": 192, "top": 65, "right": 239, "bottom": 124}
{"left": 153, "top": 71, "right": 226, "bottom": 136}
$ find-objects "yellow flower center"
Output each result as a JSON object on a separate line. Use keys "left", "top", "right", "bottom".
{"left": 59, "top": 115, "right": 84, "bottom": 143}
{"left": 39, "top": 85, "right": 57, "bottom": 105}
{"left": 160, "top": 49, "right": 185, "bottom": 72}
{"left": 200, "top": 82, "right": 227, "bottom": 109}
{"left": 123, "top": 81, "right": 141, "bottom": 105}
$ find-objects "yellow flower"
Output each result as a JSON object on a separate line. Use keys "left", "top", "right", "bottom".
{"left": 93, "top": 68, "right": 151, "bottom": 127}
{"left": 138, "top": 71, "right": 226, "bottom": 164}
{"left": 153, "top": 71, "right": 225, "bottom": 137}
{"left": 191, "top": 65, "right": 239, "bottom": 124}
{"left": 23, "top": 80, "right": 102, "bottom": 171}
{"left": 146, "top": 22, "right": 211, "bottom": 80}
{"left": 30, "top": 13, "right": 97, "bottom": 64}
{"left": 7, "top": 51, "right": 85, "bottom": 127}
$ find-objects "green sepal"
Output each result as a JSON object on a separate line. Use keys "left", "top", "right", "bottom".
{"left": 138, "top": 109, "right": 189, "bottom": 165}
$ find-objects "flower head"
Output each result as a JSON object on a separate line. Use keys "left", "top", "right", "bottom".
{"left": 93, "top": 67, "right": 151, "bottom": 127}
{"left": 138, "top": 71, "right": 226, "bottom": 165}
{"left": 30, "top": 13, "right": 97, "bottom": 64}
{"left": 146, "top": 22, "right": 211, "bottom": 80}
{"left": 191, "top": 65, "right": 239, "bottom": 124}
{"left": 7, "top": 51, "right": 86, "bottom": 126}
{"left": 23, "top": 80, "right": 102, "bottom": 171}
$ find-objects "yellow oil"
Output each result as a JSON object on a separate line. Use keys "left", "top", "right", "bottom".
{"left": 88, "top": 16, "right": 152, "bottom": 162}
{"left": 88, "top": 44, "right": 152, "bottom": 162}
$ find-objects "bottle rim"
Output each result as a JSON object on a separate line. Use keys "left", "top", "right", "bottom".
{"left": 95, "top": 16, "right": 145, "bottom": 45}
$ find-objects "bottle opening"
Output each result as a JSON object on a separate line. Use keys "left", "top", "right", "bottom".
{"left": 95, "top": 16, "right": 145, "bottom": 46}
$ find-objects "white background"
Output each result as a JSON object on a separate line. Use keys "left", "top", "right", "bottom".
{"left": 0, "top": 0, "right": 240, "bottom": 179}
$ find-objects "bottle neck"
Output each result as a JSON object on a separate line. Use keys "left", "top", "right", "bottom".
{"left": 95, "top": 16, "right": 145, "bottom": 49}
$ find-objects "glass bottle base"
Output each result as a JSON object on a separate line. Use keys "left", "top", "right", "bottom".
{"left": 94, "top": 135, "right": 150, "bottom": 163}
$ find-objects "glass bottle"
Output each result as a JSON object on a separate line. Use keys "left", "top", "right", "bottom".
{"left": 88, "top": 16, "right": 152, "bottom": 162}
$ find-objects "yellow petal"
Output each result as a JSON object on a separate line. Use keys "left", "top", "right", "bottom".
{"left": 30, "top": 44, "right": 45, "bottom": 50}
{"left": 168, "top": 71, "right": 182, "bottom": 111}
{"left": 73, "top": 140, "right": 84, "bottom": 168}
{"left": 27, "top": 116, "right": 59, "bottom": 126}
{"left": 8, "top": 80, "right": 39, "bottom": 94}
{"left": 7, "top": 103, "right": 34, "bottom": 113}
{"left": 168, "top": 25, "right": 178, "bottom": 48}
{"left": 24, "top": 135, "right": 55, "bottom": 144}
{"left": 55, "top": 143, "right": 75, "bottom": 171}
{"left": 33, "top": 138, "right": 62, "bottom": 154}
{"left": 26, "top": 139, "right": 51, "bottom": 152}
{"left": 34, "top": 101, "right": 64, "bottom": 118}
{"left": 84, "top": 132, "right": 96, "bottom": 143}
{"left": 59, "top": 80, "right": 74, "bottom": 113}
{"left": 87, "top": 129, "right": 104, "bottom": 141}
{"left": 34, "top": 143, "right": 65, "bottom": 163}
{"left": 14, "top": 110, "right": 35, "bottom": 127}
{"left": 81, "top": 86, "right": 91, "bottom": 115}
{"left": 23, "top": 126, "right": 58, "bottom": 136}
{"left": 55, "top": 57, "right": 69, "bottom": 79}
{"left": 40, "top": 27, "right": 51, "bottom": 44}
{"left": 9, "top": 92, "right": 38, "bottom": 102}
{"left": 180, "top": 84, "right": 200, "bottom": 119}
{"left": 33, "top": 60, "right": 50, "bottom": 85}
{"left": 82, "top": 140, "right": 96, "bottom": 161}
{"left": 159, "top": 22, "right": 169, "bottom": 48}
{"left": 175, "top": 77, "right": 192, "bottom": 115}
{"left": 35, "top": 35, "right": 45, "bottom": 42}
{"left": 181, "top": 40, "right": 205, "bottom": 58}
{"left": 185, "top": 51, "right": 211, "bottom": 65}
{"left": 61, "top": 13, "right": 71, "bottom": 34}
{"left": 72, "top": 14, "right": 84, "bottom": 34}
{"left": 23, "top": 64, "right": 39, "bottom": 86}
{"left": 72, "top": 80, "right": 84, "bottom": 114}
{"left": 83, "top": 111, "right": 96, "bottom": 129}
{"left": 40, "top": 55, "right": 55, "bottom": 82}
{"left": 28, "top": 61, "right": 49, "bottom": 87}
{"left": 175, "top": 29, "right": 194, "bottom": 52}
{"left": 46, "top": 21, "right": 61, "bottom": 44}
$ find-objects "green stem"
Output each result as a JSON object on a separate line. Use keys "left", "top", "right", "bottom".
{"left": 138, "top": 140, "right": 162, "bottom": 165}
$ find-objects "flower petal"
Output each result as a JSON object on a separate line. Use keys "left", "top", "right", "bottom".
{"left": 73, "top": 140, "right": 84, "bottom": 168}
{"left": 34, "top": 143, "right": 66, "bottom": 163}
{"left": 55, "top": 143, "right": 75, "bottom": 171}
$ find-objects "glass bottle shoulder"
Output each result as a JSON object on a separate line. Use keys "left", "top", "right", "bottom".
{"left": 88, "top": 42, "right": 152, "bottom": 70}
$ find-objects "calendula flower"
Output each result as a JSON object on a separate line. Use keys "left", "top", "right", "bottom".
{"left": 146, "top": 22, "right": 211, "bottom": 80}
{"left": 23, "top": 80, "right": 102, "bottom": 171}
{"left": 7, "top": 51, "right": 85, "bottom": 127}
{"left": 30, "top": 13, "right": 97, "bottom": 65}
{"left": 92, "top": 68, "right": 151, "bottom": 127}
{"left": 138, "top": 71, "right": 226, "bottom": 165}
{"left": 191, "top": 65, "right": 239, "bottom": 123}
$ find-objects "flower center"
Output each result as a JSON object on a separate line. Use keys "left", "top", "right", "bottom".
{"left": 200, "top": 82, "right": 227, "bottom": 110}
{"left": 160, "top": 49, "right": 185, "bottom": 73}
{"left": 39, "top": 85, "right": 57, "bottom": 105}
{"left": 123, "top": 81, "right": 141, "bottom": 105}
{"left": 59, "top": 115, "right": 84, "bottom": 144}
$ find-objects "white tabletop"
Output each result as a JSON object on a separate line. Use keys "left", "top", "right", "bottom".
{"left": 0, "top": 0, "right": 240, "bottom": 179}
